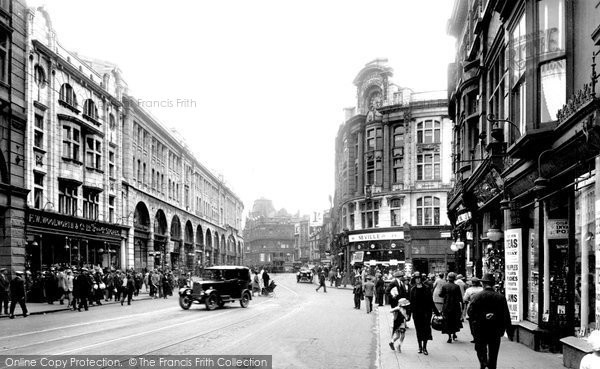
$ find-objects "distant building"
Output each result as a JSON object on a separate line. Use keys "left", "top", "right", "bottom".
{"left": 333, "top": 59, "right": 453, "bottom": 274}
{"left": 243, "top": 199, "right": 295, "bottom": 271}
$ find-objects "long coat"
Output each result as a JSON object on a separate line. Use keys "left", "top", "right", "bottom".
{"left": 439, "top": 281, "right": 463, "bottom": 334}
{"left": 75, "top": 274, "right": 92, "bottom": 298}
{"left": 467, "top": 286, "right": 512, "bottom": 339}
{"left": 410, "top": 284, "right": 437, "bottom": 341}
{"left": 9, "top": 276, "right": 26, "bottom": 299}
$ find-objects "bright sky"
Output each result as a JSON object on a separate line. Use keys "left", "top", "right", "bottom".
{"left": 31, "top": 0, "right": 455, "bottom": 218}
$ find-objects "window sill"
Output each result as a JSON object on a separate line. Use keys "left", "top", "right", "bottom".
{"left": 33, "top": 146, "right": 46, "bottom": 155}
{"left": 58, "top": 99, "right": 80, "bottom": 114}
{"left": 62, "top": 157, "right": 83, "bottom": 165}
{"left": 82, "top": 113, "right": 101, "bottom": 127}
{"left": 85, "top": 167, "right": 104, "bottom": 174}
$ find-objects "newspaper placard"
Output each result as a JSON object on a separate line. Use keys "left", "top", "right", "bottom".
{"left": 351, "top": 251, "right": 364, "bottom": 263}
{"left": 504, "top": 228, "right": 523, "bottom": 323}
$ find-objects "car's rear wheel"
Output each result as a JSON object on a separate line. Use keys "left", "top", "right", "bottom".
{"left": 240, "top": 292, "right": 250, "bottom": 308}
{"left": 179, "top": 295, "right": 192, "bottom": 310}
{"left": 205, "top": 294, "right": 218, "bottom": 311}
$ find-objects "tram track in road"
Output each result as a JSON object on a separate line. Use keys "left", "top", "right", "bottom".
{"left": 94, "top": 278, "right": 301, "bottom": 368}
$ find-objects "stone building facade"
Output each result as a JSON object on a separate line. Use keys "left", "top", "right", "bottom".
{"left": 333, "top": 59, "right": 453, "bottom": 275}
{"left": 23, "top": 7, "right": 128, "bottom": 272}
{"left": 16, "top": 7, "right": 244, "bottom": 275}
{"left": 446, "top": 0, "right": 600, "bottom": 365}
{"left": 0, "top": 0, "right": 28, "bottom": 274}
{"left": 121, "top": 96, "right": 244, "bottom": 273}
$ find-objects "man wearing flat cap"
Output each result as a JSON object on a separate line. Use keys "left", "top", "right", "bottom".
{"left": 0, "top": 267, "right": 9, "bottom": 315}
{"left": 9, "top": 271, "right": 28, "bottom": 318}
{"left": 467, "top": 273, "right": 512, "bottom": 369}
{"left": 463, "top": 277, "right": 484, "bottom": 342}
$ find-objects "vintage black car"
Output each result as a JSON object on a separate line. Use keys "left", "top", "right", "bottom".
{"left": 178, "top": 266, "right": 252, "bottom": 310}
{"left": 297, "top": 268, "right": 313, "bottom": 283}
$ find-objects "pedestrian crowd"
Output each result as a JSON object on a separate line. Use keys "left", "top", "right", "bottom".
{"left": 342, "top": 266, "right": 514, "bottom": 369}
{"left": 0, "top": 265, "right": 184, "bottom": 319}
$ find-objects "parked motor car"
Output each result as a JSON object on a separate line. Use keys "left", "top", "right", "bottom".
{"left": 297, "top": 268, "right": 313, "bottom": 283}
{"left": 178, "top": 266, "right": 252, "bottom": 310}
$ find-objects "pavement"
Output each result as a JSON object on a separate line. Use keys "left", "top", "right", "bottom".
{"left": 0, "top": 290, "right": 154, "bottom": 318}
{"left": 375, "top": 303, "right": 566, "bottom": 369}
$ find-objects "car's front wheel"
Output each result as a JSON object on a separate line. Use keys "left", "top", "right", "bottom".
{"left": 240, "top": 292, "right": 250, "bottom": 308}
{"left": 179, "top": 295, "right": 192, "bottom": 310}
{"left": 205, "top": 294, "right": 218, "bottom": 311}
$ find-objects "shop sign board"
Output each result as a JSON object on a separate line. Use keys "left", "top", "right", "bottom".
{"left": 504, "top": 228, "right": 523, "bottom": 323}
{"left": 404, "top": 262, "right": 412, "bottom": 275}
{"left": 547, "top": 219, "right": 568, "bottom": 239}
{"left": 349, "top": 231, "right": 404, "bottom": 242}
{"left": 351, "top": 251, "right": 364, "bottom": 263}
{"left": 456, "top": 212, "right": 471, "bottom": 225}
{"left": 389, "top": 259, "right": 398, "bottom": 266}
{"left": 26, "top": 208, "right": 122, "bottom": 237}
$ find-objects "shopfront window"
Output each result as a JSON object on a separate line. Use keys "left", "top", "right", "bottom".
{"left": 574, "top": 179, "right": 596, "bottom": 334}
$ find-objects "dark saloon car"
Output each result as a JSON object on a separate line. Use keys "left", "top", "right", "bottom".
{"left": 297, "top": 268, "right": 313, "bottom": 283}
{"left": 179, "top": 266, "right": 252, "bottom": 310}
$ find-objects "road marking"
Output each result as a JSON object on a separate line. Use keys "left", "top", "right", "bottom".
{"left": 1, "top": 305, "right": 177, "bottom": 340}
{"left": 53, "top": 298, "right": 273, "bottom": 355}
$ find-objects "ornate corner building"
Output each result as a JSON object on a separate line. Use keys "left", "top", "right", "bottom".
{"left": 0, "top": 0, "right": 28, "bottom": 274}
{"left": 333, "top": 59, "right": 453, "bottom": 275}
{"left": 447, "top": 0, "right": 600, "bottom": 362}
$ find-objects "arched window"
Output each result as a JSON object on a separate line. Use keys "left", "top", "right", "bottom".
{"left": 34, "top": 65, "right": 46, "bottom": 87}
{"left": 83, "top": 99, "right": 98, "bottom": 120}
{"left": 109, "top": 113, "right": 116, "bottom": 130}
{"left": 416, "top": 196, "right": 440, "bottom": 226}
{"left": 59, "top": 83, "right": 77, "bottom": 107}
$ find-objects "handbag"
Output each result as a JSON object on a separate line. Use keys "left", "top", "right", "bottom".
{"left": 431, "top": 314, "right": 444, "bottom": 331}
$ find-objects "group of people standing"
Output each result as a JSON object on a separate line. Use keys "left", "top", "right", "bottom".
{"left": 251, "top": 269, "right": 271, "bottom": 296}
{"left": 349, "top": 268, "right": 512, "bottom": 369}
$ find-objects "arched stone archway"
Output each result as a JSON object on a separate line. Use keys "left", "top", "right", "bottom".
{"left": 213, "top": 231, "right": 220, "bottom": 265}
{"left": 153, "top": 209, "right": 168, "bottom": 269}
{"left": 170, "top": 215, "right": 182, "bottom": 270}
{"left": 205, "top": 229, "right": 213, "bottom": 266}
{"left": 184, "top": 220, "right": 194, "bottom": 272}
{"left": 228, "top": 235, "right": 236, "bottom": 265}
{"left": 134, "top": 202, "right": 151, "bottom": 271}
{"left": 196, "top": 225, "right": 204, "bottom": 272}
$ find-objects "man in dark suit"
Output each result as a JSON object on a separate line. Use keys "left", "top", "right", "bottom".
{"left": 467, "top": 273, "right": 513, "bottom": 369}
{"left": 385, "top": 271, "right": 404, "bottom": 308}
{"left": 9, "top": 271, "right": 28, "bottom": 318}
{"left": 76, "top": 268, "right": 92, "bottom": 311}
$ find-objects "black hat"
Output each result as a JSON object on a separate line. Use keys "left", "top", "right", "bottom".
{"left": 481, "top": 273, "right": 495, "bottom": 284}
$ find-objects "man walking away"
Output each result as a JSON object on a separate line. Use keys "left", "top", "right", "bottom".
{"left": 315, "top": 272, "right": 327, "bottom": 292}
{"left": 262, "top": 270, "right": 270, "bottom": 296}
{"left": 363, "top": 276, "right": 375, "bottom": 313}
{"left": 0, "top": 268, "right": 9, "bottom": 315}
{"left": 9, "top": 271, "right": 28, "bottom": 318}
{"left": 467, "top": 273, "right": 512, "bottom": 369}
{"left": 463, "top": 277, "right": 484, "bottom": 343}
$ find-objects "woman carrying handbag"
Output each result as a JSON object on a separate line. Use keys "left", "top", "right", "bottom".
{"left": 409, "top": 272, "right": 439, "bottom": 355}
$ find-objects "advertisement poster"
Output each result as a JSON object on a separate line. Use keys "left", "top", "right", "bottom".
{"left": 505, "top": 228, "right": 523, "bottom": 323}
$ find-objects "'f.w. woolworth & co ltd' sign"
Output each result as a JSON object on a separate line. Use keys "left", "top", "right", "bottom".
{"left": 26, "top": 209, "right": 122, "bottom": 237}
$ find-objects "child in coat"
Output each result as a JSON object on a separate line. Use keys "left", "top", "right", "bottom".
{"left": 389, "top": 296, "right": 410, "bottom": 352}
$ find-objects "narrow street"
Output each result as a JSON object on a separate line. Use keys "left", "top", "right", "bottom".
{"left": 0, "top": 274, "right": 376, "bottom": 369}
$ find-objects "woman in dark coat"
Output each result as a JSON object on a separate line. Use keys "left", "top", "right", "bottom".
{"left": 409, "top": 272, "right": 438, "bottom": 355}
{"left": 161, "top": 273, "right": 172, "bottom": 298}
{"left": 439, "top": 272, "right": 463, "bottom": 343}
{"left": 375, "top": 275, "right": 385, "bottom": 306}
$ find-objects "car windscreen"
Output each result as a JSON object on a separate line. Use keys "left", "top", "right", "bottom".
{"left": 200, "top": 269, "right": 223, "bottom": 280}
